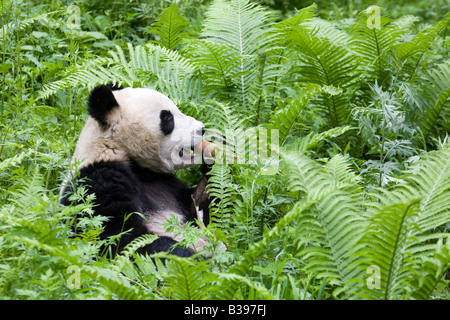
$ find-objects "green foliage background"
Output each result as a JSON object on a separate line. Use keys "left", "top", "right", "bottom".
{"left": 0, "top": 0, "right": 449, "bottom": 300}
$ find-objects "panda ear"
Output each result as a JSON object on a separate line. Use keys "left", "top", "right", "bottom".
{"left": 88, "top": 85, "right": 120, "bottom": 129}
{"left": 108, "top": 81, "right": 124, "bottom": 91}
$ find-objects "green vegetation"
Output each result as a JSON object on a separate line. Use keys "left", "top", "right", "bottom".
{"left": 0, "top": 0, "right": 449, "bottom": 300}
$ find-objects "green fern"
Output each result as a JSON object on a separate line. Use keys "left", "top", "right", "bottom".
{"left": 287, "top": 125, "right": 354, "bottom": 153}
{"left": 211, "top": 199, "right": 310, "bottom": 299}
{"left": 156, "top": 254, "right": 214, "bottom": 300}
{"left": 417, "top": 60, "right": 450, "bottom": 139}
{"left": 212, "top": 152, "right": 365, "bottom": 299}
{"left": 0, "top": 10, "right": 61, "bottom": 39}
{"left": 284, "top": 152, "right": 365, "bottom": 294}
{"left": 148, "top": 3, "right": 192, "bottom": 50}
{"left": 115, "top": 234, "right": 158, "bottom": 262}
{"left": 215, "top": 273, "right": 275, "bottom": 299}
{"left": 281, "top": 19, "right": 360, "bottom": 127}
{"left": 215, "top": 144, "right": 449, "bottom": 299}
{"left": 259, "top": 4, "right": 317, "bottom": 107}
{"left": 392, "top": 14, "right": 450, "bottom": 80}
{"left": 200, "top": 0, "right": 271, "bottom": 109}
{"left": 185, "top": 39, "right": 243, "bottom": 92}
{"left": 207, "top": 163, "right": 236, "bottom": 230}
{"left": 38, "top": 43, "right": 197, "bottom": 100}
{"left": 304, "top": 17, "right": 352, "bottom": 45}
{"left": 350, "top": 8, "right": 405, "bottom": 85}
{"left": 264, "top": 85, "right": 349, "bottom": 146}
{"left": 398, "top": 142, "right": 450, "bottom": 233}
{"left": 362, "top": 135, "right": 450, "bottom": 235}
{"left": 202, "top": 99, "right": 246, "bottom": 131}
{"left": 81, "top": 264, "right": 154, "bottom": 299}
{"left": 351, "top": 200, "right": 421, "bottom": 299}
{"left": 272, "top": 3, "right": 317, "bottom": 29}
{"left": 348, "top": 143, "right": 450, "bottom": 299}
{"left": 264, "top": 84, "right": 320, "bottom": 146}
{"left": 410, "top": 237, "right": 450, "bottom": 300}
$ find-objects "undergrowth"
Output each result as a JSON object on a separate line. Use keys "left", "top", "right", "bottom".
{"left": 1, "top": 0, "right": 449, "bottom": 300}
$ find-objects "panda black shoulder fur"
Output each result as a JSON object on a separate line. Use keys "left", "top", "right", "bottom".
{"left": 61, "top": 84, "right": 211, "bottom": 258}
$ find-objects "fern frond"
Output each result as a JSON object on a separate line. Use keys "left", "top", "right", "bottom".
{"left": 260, "top": 4, "right": 318, "bottom": 101}
{"left": 287, "top": 125, "right": 354, "bottom": 153}
{"left": 264, "top": 84, "right": 320, "bottom": 146}
{"left": 215, "top": 152, "right": 365, "bottom": 299}
{"left": 82, "top": 265, "right": 154, "bottom": 299}
{"left": 185, "top": 39, "right": 243, "bottom": 90}
{"left": 369, "top": 142, "right": 450, "bottom": 233}
{"left": 304, "top": 18, "right": 352, "bottom": 45}
{"left": 212, "top": 200, "right": 311, "bottom": 299}
{"left": 350, "top": 9, "right": 405, "bottom": 84}
{"left": 0, "top": 10, "right": 61, "bottom": 39}
{"left": 37, "top": 57, "right": 112, "bottom": 99}
{"left": 283, "top": 152, "right": 365, "bottom": 293}
{"left": 157, "top": 254, "right": 214, "bottom": 300}
{"left": 116, "top": 234, "right": 158, "bottom": 262}
{"left": 324, "top": 153, "right": 361, "bottom": 186}
{"left": 38, "top": 43, "right": 197, "bottom": 100}
{"left": 203, "top": 99, "right": 246, "bottom": 131}
{"left": 215, "top": 273, "right": 275, "bottom": 300}
{"left": 6, "top": 166, "right": 46, "bottom": 212}
{"left": 349, "top": 143, "right": 450, "bottom": 299}
{"left": 207, "top": 163, "right": 236, "bottom": 229}
{"left": 417, "top": 59, "right": 450, "bottom": 138}
{"left": 212, "top": 151, "right": 365, "bottom": 299}
{"left": 411, "top": 237, "right": 450, "bottom": 300}
{"left": 351, "top": 199, "right": 421, "bottom": 300}
{"left": 282, "top": 23, "right": 360, "bottom": 127}
{"left": 200, "top": 0, "right": 271, "bottom": 109}
{"left": 392, "top": 14, "right": 450, "bottom": 80}
{"left": 271, "top": 3, "right": 316, "bottom": 29}
{"left": 404, "top": 142, "right": 450, "bottom": 232}
{"left": 148, "top": 3, "right": 192, "bottom": 50}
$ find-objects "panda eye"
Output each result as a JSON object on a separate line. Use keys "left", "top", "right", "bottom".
{"left": 160, "top": 110, "right": 173, "bottom": 121}
{"left": 160, "top": 110, "right": 174, "bottom": 135}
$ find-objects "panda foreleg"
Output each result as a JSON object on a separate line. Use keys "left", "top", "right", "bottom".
{"left": 76, "top": 162, "right": 152, "bottom": 252}
{"left": 191, "top": 175, "right": 211, "bottom": 226}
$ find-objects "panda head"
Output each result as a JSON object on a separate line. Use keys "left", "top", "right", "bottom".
{"left": 73, "top": 84, "right": 204, "bottom": 172}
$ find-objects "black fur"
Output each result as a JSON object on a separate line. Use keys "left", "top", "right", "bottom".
{"left": 159, "top": 110, "right": 174, "bottom": 135}
{"left": 61, "top": 160, "right": 209, "bottom": 258}
{"left": 108, "top": 81, "right": 124, "bottom": 91}
{"left": 87, "top": 85, "right": 120, "bottom": 129}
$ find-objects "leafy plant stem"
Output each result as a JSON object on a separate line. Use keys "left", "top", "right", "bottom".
{"left": 384, "top": 201, "right": 417, "bottom": 299}
{"left": 317, "top": 277, "right": 327, "bottom": 300}
{"left": 1, "top": 0, "right": 5, "bottom": 123}
{"left": 379, "top": 101, "right": 387, "bottom": 187}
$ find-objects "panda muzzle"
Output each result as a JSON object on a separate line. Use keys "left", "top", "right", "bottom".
{"left": 198, "top": 140, "right": 235, "bottom": 159}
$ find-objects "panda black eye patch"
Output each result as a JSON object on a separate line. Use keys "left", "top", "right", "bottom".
{"left": 160, "top": 110, "right": 174, "bottom": 135}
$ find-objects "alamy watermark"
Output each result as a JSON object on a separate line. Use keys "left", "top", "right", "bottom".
{"left": 66, "top": 265, "right": 81, "bottom": 290}
{"left": 366, "top": 5, "right": 381, "bottom": 30}
{"left": 169, "top": 128, "right": 280, "bottom": 175}
{"left": 66, "top": 5, "right": 81, "bottom": 30}
{"left": 366, "top": 265, "right": 381, "bottom": 290}
{"left": 64, "top": 3, "right": 382, "bottom": 32}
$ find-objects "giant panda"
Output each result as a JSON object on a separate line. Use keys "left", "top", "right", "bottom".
{"left": 61, "top": 84, "right": 215, "bottom": 258}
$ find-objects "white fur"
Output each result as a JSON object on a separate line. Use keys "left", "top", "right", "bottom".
{"left": 71, "top": 87, "right": 204, "bottom": 172}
